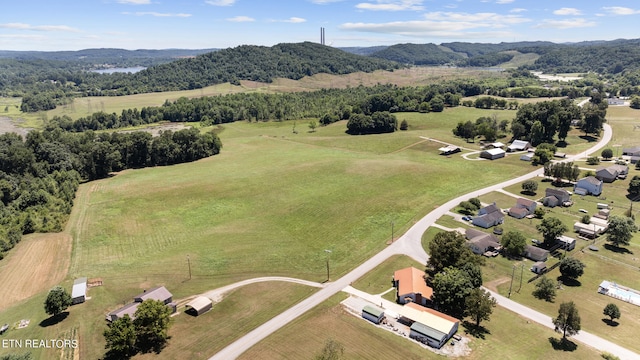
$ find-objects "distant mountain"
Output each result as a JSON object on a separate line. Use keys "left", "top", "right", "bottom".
{"left": 369, "top": 43, "right": 462, "bottom": 65}
{"left": 338, "top": 46, "right": 389, "bottom": 56}
{"left": 0, "top": 48, "right": 218, "bottom": 68}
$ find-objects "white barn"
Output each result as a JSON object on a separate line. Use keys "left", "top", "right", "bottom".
{"left": 72, "top": 277, "right": 88, "bottom": 305}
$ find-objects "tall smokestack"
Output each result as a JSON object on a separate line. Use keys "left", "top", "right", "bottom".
{"left": 320, "top": 27, "right": 325, "bottom": 45}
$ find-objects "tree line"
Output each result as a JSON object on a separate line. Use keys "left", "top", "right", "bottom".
{"left": 0, "top": 127, "right": 222, "bottom": 260}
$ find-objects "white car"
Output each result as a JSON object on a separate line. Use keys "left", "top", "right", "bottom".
{"left": 579, "top": 209, "right": 588, "bottom": 213}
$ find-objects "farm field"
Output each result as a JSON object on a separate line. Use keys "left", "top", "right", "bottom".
{"left": 0, "top": 103, "right": 614, "bottom": 358}
{"left": 240, "top": 256, "right": 603, "bottom": 360}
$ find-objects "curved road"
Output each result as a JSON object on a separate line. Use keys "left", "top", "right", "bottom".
{"left": 211, "top": 124, "right": 636, "bottom": 360}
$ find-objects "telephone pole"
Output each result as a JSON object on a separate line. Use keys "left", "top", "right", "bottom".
{"left": 508, "top": 265, "right": 516, "bottom": 298}
{"left": 518, "top": 264, "right": 524, "bottom": 293}
{"left": 187, "top": 255, "right": 192, "bottom": 280}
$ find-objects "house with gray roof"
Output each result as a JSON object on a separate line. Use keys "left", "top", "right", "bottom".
{"left": 596, "top": 164, "right": 628, "bottom": 183}
{"left": 574, "top": 176, "right": 603, "bottom": 196}
{"left": 523, "top": 245, "right": 549, "bottom": 262}
{"left": 465, "top": 228, "right": 501, "bottom": 255}
{"left": 543, "top": 188, "right": 571, "bottom": 208}
{"left": 622, "top": 146, "right": 640, "bottom": 156}
{"left": 507, "top": 140, "right": 532, "bottom": 152}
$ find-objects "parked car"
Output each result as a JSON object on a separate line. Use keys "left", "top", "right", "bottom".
{"left": 531, "top": 239, "right": 541, "bottom": 245}
{"left": 579, "top": 209, "right": 588, "bottom": 213}
{"left": 462, "top": 216, "right": 472, "bottom": 221}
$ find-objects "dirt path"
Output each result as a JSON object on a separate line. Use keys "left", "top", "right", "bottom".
{"left": 484, "top": 277, "right": 511, "bottom": 292}
{"left": 0, "top": 232, "right": 72, "bottom": 311}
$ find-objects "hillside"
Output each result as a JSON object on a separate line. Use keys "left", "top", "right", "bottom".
{"left": 369, "top": 43, "right": 462, "bottom": 65}
{"left": 126, "top": 42, "right": 400, "bottom": 91}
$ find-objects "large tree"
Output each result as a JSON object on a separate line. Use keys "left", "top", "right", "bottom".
{"left": 426, "top": 231, "right": 482, "bottom": 276}
{"left": 553, "top": 301, "right": 581, "bottom": 340}
{"left": 104, "top": 315, "right": 137, "bottom": 358}
{"left": 558, "top": 257, "right": 585, "bottom": 280}
{"left": 536, "top": 217, "right": 567, "bottom": 246}
{"left": 44, "top": 286, "right": 72, "bottom": 317}
{"left": 464, "top": 288, "right": 497, "bottom": 327}
{"left": 628, "top": 175, "right": 640, "bottom": 197}
{"left": 533, "top": 276, "right": 556, "bottom": 302}
{"left": 603, "top": 303, "right": 621, "bottom": 323}
{"left": 522, "top": 180, "right": 538, "bottom": 194}
{"left": 501, "top": 231, "right": 527, "bottom": 258}
{"left": 606, "top": 215, "right": 638, "bottom": 248}
{"left": 133, "top": 300, "right": 173, "bottom": 353}
{"left": 432, "top": 267, "right": 475, "bottom": 318}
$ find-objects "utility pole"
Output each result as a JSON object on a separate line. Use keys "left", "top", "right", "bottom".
{"left": 391, "top": 221, "right": 395, "bottom": 243}
{"left": 324, "top": 249, "right": 332, "bottom": 282}
{"left": 518, "top": 264, "right": 524, "bottom": 293}
{"left": 508, "top": 265, "right": 516, "bottom": 298}
{"left": 187, "top": 255, "right": 192, "bottom": 280}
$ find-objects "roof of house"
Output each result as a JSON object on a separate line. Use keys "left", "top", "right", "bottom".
{"left": 543, "top": 196, "right": 559, "bottom": 204}
{"left": 596, "top": 167, "right": 618, "bottom": 177}
{"left": 469, "top": 234, "right": 501, "bottom": 250}
{"left": 516, "top": 198, "right": 536, "bottom": 207}
{"left": 556, "top": 235, "right": 576, "bottom": 244}
{"left": 394, "top": 267, "right": 433, "bottom": 300}
{"left": 508, "top": 140, "right": 531, "bottom": 149}
{"left": 186, "top": 296, "right": 212, "bottom": 313}
{"left": 404, "top": 302, "right": 458, "bottom": 335}
{"left": 525, "top": 245, "right": 549, "bottom": 257}
{"left": 546, "top": 188, "right": 570, "bottom": 198}
{"left": 623, "top": 146, "right": 640, "bottom": 154}
{"left": 410, "top": 321, "right": 447, "bottom": 341}
{"left": 465, "top": 228, "right": 487, "bottom": 240}
{"left": 134, "top": 286, "right": 172, "bottom": 302}
{"left": 482, "top": 148, "right": 506, "bottom": 156}
{"left": 108, "top": 302, "right": 140, "bottom": 319}
{"left": 508, "top": 206, "right": 529, "bottom": 217}
{"left": 577, "top": 176, "right": 603, "bottom": 186}
{"left": 489, "top": 142, "right": 505, "bottom": 148}
{"left": 72, "top": 278, "right": 88, "bottom": 299}
{"left": 532, "top": 261, "right": 547, "bottom": 268}
{"left": 363, "top": 304, "right": 385, "bottom": 318}
{"left": 479, "top": 211, "right": 504, "bottom": 224}
{"left": 480, "top": 203, "right": 501, "bottom": 214}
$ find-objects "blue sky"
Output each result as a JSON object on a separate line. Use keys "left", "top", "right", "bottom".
{"left": 2, "top": 0, "right": 640, "bottom": 51}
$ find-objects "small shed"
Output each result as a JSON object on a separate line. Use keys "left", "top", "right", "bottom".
{"left": 362, "top": 305, "right": 385, "bottom": 324}
{"left": 520, "top": 153, "right": 533, "bottom": 161}
{"left": 185, "top": 296, "right": 213, "bottom": 316}
{"left": 556, "top": 235, "right": 576, "bottom": 251}
{"left": 72, "top": 277, "right": 88, "bottom": 305}
{"left": 531, "top": 261, "right": 547, "bottom": 274}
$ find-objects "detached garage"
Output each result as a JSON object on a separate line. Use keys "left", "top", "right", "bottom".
{"left": 480, "top": 148, "right": 506, "bottom": 160}
{"left": 185, "top": 296, "right": 213, "bottom": 316}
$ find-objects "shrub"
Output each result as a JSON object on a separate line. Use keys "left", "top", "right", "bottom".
{"left": 586, "top": 156, "right": 600, "bottom": 165}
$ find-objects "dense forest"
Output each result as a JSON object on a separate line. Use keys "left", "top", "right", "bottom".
{"left": 369, "top": 43, "right": 461, "bottom": 65}
{"left": 0, "top": 128, "right": 222, "bottom": 260}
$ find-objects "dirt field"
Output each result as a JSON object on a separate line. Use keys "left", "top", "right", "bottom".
{"left": 0, "top": 232, "right": 72, "bottom": 311}
{"left": 0, "top": 116, "right": 30, "bottom": 137}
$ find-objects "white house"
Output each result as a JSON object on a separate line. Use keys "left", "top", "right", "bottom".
{"left": 574, "top": 176, "right": 603, "bottom": 196}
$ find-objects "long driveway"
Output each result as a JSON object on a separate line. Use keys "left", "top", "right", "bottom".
{"left": 210, "top": 124, "right": 638, "bottom": 360}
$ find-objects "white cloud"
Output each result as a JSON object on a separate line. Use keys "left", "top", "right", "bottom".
{"left": 534, "top": 18, "right": 596, "bottom": 29}
{"left": 355, "top": 0, "right": 424, "bottom": 11}
{"left": 553, "top": 8, "right": 582, "bottom": 16}
{"left": 117, "top": 0, "right": 151, "bottom": 4}
{"left": 424, "top": 11, "right": 530, "bottom": 26}
{"left": 602, "top": 7, "right": 640, "bottom": 15}
{"left": 0, "top": 23, "right": 80, "bottom": 32}
{"left": 510, "top": 8, "right": 527, "bottom": 13}
{"left": 227, "top": 16, "right": 255, "bottom": 22}
{"left": 205, "top": 0, "right": 236, "bottom": 6}
{"left": 310, "top": 0, "right": 344, "bottom": 3}
{"left": 496, "top": 0, "right": 514, "bottom": 4}
{"left": 122, "top": 11, "right": 192, "bottom": 17}
{"left": 269, "top": 17, "right": 307, "bottom": 23}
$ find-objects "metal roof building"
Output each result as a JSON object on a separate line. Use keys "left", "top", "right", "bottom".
{"left": 72, "top": 277, "right": 88, "bottom": 305}
{"left": 186, "top": 296, "right": 213, "bottom": 316}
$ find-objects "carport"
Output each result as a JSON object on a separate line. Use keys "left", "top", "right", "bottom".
{"left": 185, "top": 296, "right": 213, "bottom": 316}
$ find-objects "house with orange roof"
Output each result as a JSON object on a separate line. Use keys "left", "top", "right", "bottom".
{"left": 393, "top": 267, "right": 433, "bottom": 307}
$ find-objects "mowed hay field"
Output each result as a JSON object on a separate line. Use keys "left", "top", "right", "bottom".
{"left": 0, "top": 232, "right": 71, "bottom": 311}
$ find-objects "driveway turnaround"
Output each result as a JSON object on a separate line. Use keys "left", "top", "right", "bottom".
{"left": 210, "top": 124, "right": 637, "bottom": 360}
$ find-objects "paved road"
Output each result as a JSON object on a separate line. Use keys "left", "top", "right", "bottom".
{"left": 211, "top": 124, "right": 636, "bottom": 360}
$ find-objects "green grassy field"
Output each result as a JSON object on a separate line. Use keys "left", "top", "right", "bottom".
{"left": 0, "top": 101, "right": 622, "bottom": 359}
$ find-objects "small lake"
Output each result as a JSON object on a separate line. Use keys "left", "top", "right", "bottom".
{"left": 91, "top": 66, "right": 146, "bottom": 74}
